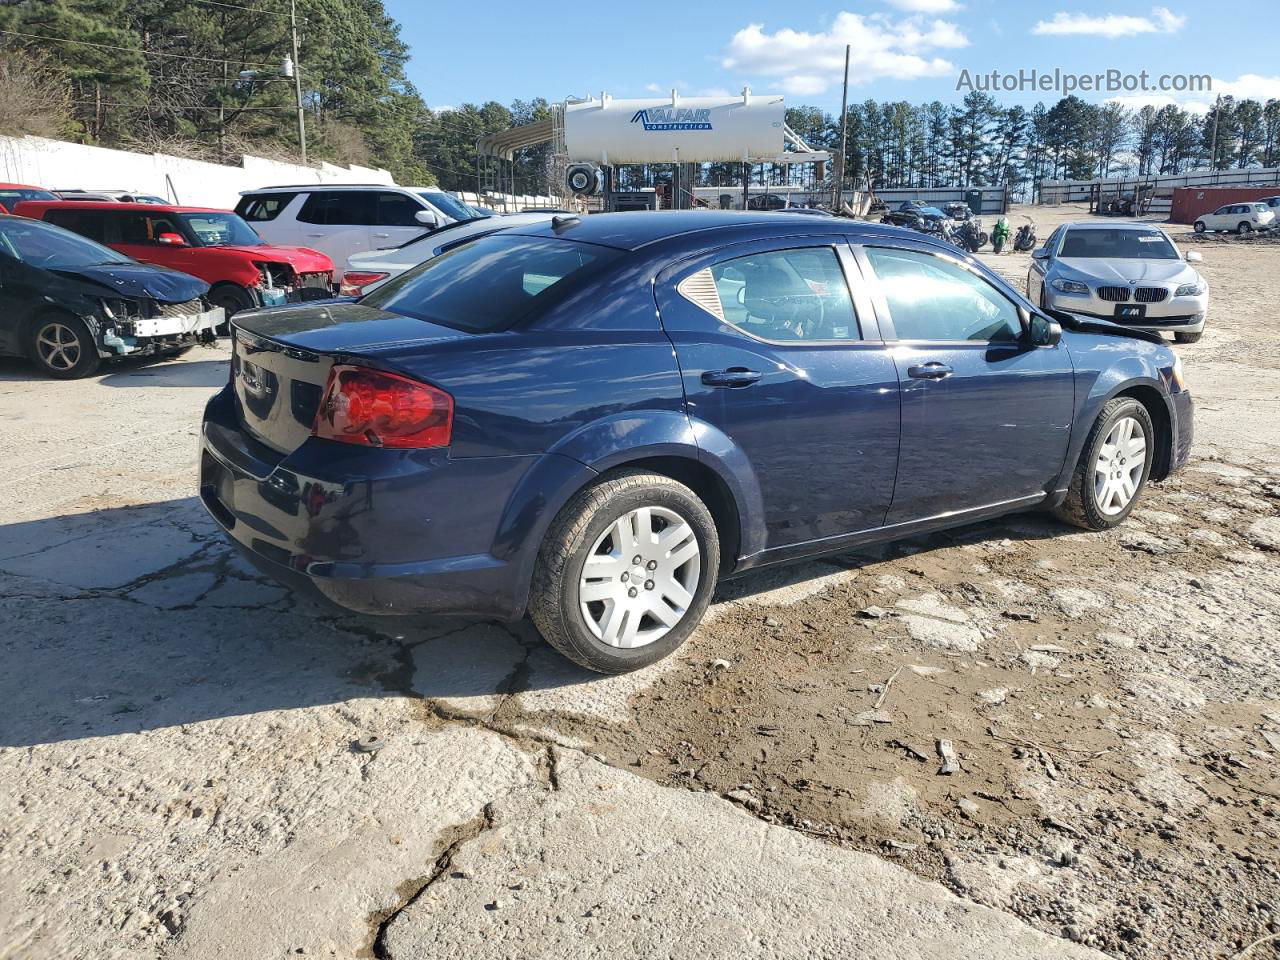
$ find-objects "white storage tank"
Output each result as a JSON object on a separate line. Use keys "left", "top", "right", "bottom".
{"left": 563, "top": 92, "right": 786, "bottom": 164}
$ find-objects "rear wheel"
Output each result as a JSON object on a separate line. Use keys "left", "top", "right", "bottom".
{"left": 1174, "top": 331, "right": 1203, "bottom": 344}
{"left": 1238, "top": 222, "right": 1253, "bottom": 235}
{"left": 28, "top": 315, "right": 101, "bottom": 379}
{"left": 529, "top": 470, "right": 719, "bottom": 674}
{"left": 1053, "top": 397, "right": 1154, "bottom": 530}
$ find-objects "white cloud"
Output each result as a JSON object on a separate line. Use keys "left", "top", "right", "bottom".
{"left": 1216, "top": 73, "right": 1280, "bottom": 101}
{"left": 721, "top": 11, "right": 968, "bottom": 95}
{"left": 1106, "top": 74, "right": 1280, "bottom": 115}
{"left": 884, "top": 0, "right": 961, "bottom": 11}
{"left": 1033, "top": 6, "right": 1185, "bottom": 38}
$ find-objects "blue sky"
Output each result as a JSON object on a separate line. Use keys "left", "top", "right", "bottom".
{"left": 387, "top": 0, "right": 1276, "bottom": 115}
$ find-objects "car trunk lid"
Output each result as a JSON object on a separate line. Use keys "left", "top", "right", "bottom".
{"left": 230, "top": 301, "right": 470, "bottom": 454}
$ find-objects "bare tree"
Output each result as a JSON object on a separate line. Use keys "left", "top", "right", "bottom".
{"left": 0, "top": 44, "right": 75, "bottom": 139}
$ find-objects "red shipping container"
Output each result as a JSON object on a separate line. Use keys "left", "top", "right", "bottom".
{"left": 1170, "top": 186, "right": 1280, "bottom": 224}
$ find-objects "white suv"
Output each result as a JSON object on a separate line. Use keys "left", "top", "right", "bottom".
{"left": 235, "top": 184, "right": 478, "bottom": 269}
{"left": 1193, "top": 202, "right": 1276, "bottom": 235}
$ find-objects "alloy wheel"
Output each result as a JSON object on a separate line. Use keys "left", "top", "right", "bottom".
{"left": 35, "top": 323, "right": 82, "bottom": 371}
{"left": 1093, "top": 415, "right": 1147, "bottom": 516}
{"left": 578, "top": 506, "right": 701, "bottom": 649}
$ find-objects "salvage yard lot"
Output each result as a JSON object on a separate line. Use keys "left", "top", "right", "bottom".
{"left": 2, "top": 204, "right": 1278, "bottom": 960}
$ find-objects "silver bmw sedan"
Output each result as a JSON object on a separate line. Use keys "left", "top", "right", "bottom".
{"left": 1027, "top": 222, "right": 1208, "bottom": 344}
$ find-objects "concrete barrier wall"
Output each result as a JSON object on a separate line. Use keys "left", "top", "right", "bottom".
{"left": 0, "top": 135, "right": 393, "bottom": 210}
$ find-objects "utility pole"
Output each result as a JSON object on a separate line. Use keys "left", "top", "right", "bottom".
{"left": 290, "top": 0, "right": 307, "bottom": 164}
{"left": 835, "top": 44, "right": 850, "bottom": 211}
{"left": 1208, "top": 94, "right": 1222, "bottom": 172}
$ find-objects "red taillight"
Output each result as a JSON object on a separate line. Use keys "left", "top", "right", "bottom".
{"left": 312, "top": 365, "right": 453, "bottom": 449}
{"left": 339, "top": 271, "right": 389, "bottom": 297}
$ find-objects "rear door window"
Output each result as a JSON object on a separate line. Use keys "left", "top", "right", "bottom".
{"left": 362, "top": 234, "right": 621, "bottom": 332}
{"left": 237, "top": 192, "right": 297, "bottom": 221}
{"left": 297, "top": 191, "right": 376, "bottom": 226}
{"left": 44, "top": 209, "right": 109, "bottom": 243}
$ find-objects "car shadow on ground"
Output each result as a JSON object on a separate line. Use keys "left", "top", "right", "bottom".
{"left": 0, "top": 496, "right": 1080, "bottom": 749}
{"left": 0, "top": 352, "right": 228, "bottom": 386}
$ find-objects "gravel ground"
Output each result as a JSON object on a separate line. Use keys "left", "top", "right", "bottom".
{"left": 1, "top": 204, "right": 1277, "bottom": 959}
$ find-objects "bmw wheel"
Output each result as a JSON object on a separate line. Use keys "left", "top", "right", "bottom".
{"left": 530, "top": 470, "right": 719, "bottom": 674}
{"left": 29, "top": 315, "right": 101, "bottom": 379}
{"left": 1053, "top": 397, "right": 1154, "bottom": 530}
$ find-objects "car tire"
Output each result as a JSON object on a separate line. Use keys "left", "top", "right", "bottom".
{"left": 1193, "top": 221, "right": 1206, "bottom": 233}
{"left": 1238, "top": 222, "right": 1253, "bottom": 235}
{"left": 529, "top": 470, "right": 720, "bottom": 674}
{"left": 1053, "top": 397, "right": 1155, "bottom": 531}
{"left": 28, "top": 314, "right": 101, "bottom": 379}
{"left": 1174, "top": 331, "right": 1203, "bottom": 344}
{"left": 209, "top": 283, "right": 256, "bottom": 321}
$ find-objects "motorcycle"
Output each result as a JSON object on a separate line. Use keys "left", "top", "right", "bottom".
{"left": 991, "top": 217, "right": 1010, "bottom": 254}
{"left": 1013, "top": 219, "right": 1037, "bottom": 252}
{"left": 951, "top": 218, "right": 985, "bottom": 253}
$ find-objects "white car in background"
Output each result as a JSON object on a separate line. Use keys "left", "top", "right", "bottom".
{"left": 1193, "top": 202, "right": 1275, "bottom": 235}
{"left": 1028, "top": 222, "right": 1209, "bottom": 344}
{"left": 235, "top": 184, "right": 481, "bottom": 273}
{"left": 339, "top": 211, "right": 564, "bottom": 296}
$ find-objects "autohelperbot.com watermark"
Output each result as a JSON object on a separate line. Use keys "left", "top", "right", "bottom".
{"left": 956, "top": 68, "right": 1211, "bottom": 96}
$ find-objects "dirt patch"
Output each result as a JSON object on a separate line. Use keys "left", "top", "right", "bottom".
{"left": 506, "top": 464, "right": 1280, "bottom": 959}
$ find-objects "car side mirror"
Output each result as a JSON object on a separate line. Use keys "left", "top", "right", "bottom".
{"left": 1185, "top": 250, "right": 1202, "bottom": 263}
{"left": 1031, "top": 247, "right": 1049, "bottom": 260}
{"left": 156, "top": 232, "right": 186, "bottom": 246}
{"left": 1027, "top": 311, "right": 1062, "bottom": 347}
{"left": 414, "top": 210, "right": 440, "bottom": 228}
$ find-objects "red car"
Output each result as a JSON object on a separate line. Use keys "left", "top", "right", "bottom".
{"left": 13, "top": 201, "right": 334, "bottom": 316}
{"left": 0, "top": 182, "right": 58, "bottom": 215}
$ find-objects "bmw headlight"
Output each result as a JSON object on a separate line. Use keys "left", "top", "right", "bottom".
{"left": 1051, "top": 278, "right": 1089, "bottom": 294}
{"left": 1174, "top": 280, "right": 1206, "bottom": 297}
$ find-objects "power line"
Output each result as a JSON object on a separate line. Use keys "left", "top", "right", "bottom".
{"left": 0, "top": 28, "right": 280, "bottom": 69}
{"left": 191, "top": 0, "right": 307, "bottom": 19}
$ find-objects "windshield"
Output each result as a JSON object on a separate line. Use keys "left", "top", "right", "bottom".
{"left": 416, "top": 190, "right": 477, "bottom": 222}
{"left": 0, "top": 188, "right": 57, "bottom": 206}
{"left": 362, "top": 233, "right": 620, "bottom": 332}
{"left": 0, "top": 217, "right": 132, "bottom": 268}
{"left": 1060, "top": 228, "right": 1178, "bottom": 260}
{"left": 919, "top": 207, "right": 946, "bottom": 217}
{"left": 179, "top": 212, "right": 262, "bottom": 247}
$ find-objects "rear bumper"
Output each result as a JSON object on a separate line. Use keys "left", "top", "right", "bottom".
{"left": 198, "top": 386, "right": 589, "bottom": 618}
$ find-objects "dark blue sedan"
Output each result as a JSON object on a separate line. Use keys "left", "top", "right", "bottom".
{"left": 199, "top": 212, "right": 1193, "bottom": 673}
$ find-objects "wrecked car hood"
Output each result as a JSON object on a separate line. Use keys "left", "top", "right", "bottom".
{"left": 50, "top": 262, "right": 209, "bottom": 303}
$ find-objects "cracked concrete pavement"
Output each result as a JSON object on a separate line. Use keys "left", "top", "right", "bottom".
{"left": 0, "top": 347, "right": 1114, "bottom": 959}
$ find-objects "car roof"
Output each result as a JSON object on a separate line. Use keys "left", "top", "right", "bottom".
{"left": 1061, "top": 221, "right": 1167, "bottom": 231}
{"left": 0, "top": 183, "right": 50, "bottom": 190}
{"left": 239, "top": 183, "right": 437, "bottom": 194}
{"left": 14, "top": 200, "right": 231, "bottom": 214}
{"left": 503, "top": 210, "right": 902, "bottom": 251}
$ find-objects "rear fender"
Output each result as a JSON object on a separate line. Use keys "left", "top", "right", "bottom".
{"left": 548, "top": 409, "right": 767, "bottom": 562}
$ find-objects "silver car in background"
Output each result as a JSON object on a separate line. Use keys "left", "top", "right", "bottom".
{"left": 1027, "top": 222, "right": 1208, "bottom": 344}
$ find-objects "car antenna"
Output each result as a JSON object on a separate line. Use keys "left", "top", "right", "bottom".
{"left": 551, "top": 214, "right": 580, "bottom": 229}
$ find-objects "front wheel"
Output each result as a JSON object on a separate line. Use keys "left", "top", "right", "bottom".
{"left": 529, "top": 470, "right": 719, "bottom": 674}
{"left": 1174, "top": 331, "right": 1203, "bottom": 344}
{"left": 28, "top": 315, "right": 101, "bottom": 379}
{"left": 1193, "top": 220, "right": 1206, "bottom": 233}
{"left": 1053, "top": 397, "right": 1155, "bottom": 530}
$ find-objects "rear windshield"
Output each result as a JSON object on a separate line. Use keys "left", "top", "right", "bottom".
{"left": 362, "top": 233, "right": 619, "bottom": 332}
{"left": 1060, "top": 228, "right": 1178, "bottom": 260}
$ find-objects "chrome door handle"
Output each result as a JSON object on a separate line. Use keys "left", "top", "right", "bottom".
{"left": 372, "top": 232, "right": 390, "bottom": 238}
{"left": 701, "top": 368, "right": 762, "bottom": 388}
{"left": 907, "top": 362, "right": 953, "bottom": 380}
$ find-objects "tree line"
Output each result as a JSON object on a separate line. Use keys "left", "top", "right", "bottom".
{"left": 780, "top": 91, "right": 1280, "bottom": 200}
